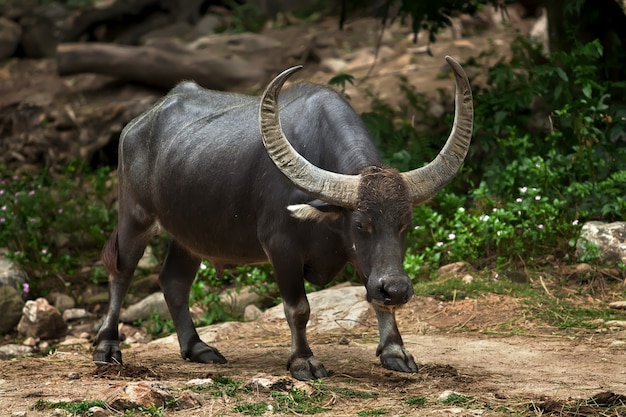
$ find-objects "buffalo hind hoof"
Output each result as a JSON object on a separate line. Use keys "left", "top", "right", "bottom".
{"left": 185, "top": 343, "right": 228, "bottom": 364}
{"left": 378, "top": 344, "right": 418, "bottom": 373}
{"left": 288, "top": 356, "right": 328, "bottom": 381}
{"left": 93, "top": 340, "right": 122, "bottom": 365}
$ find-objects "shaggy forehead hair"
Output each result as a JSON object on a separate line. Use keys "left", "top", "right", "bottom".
{"left": 356, "top": 166, "right": 412, "bottom": 221}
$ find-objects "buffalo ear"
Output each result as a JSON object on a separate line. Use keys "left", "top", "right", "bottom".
{"left": 287, "top": 200, "right": 344, "bottom": 222}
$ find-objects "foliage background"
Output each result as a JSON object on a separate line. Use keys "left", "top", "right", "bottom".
{"left": 1, "top": 0, "right": 626, "bottom": 303}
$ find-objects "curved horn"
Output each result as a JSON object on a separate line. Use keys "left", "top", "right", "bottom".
{"left": 401, "top": 56, "right": 474, "bottom": 203}
{"left": 259, "top": 65, "right": 361, "bottom": 208}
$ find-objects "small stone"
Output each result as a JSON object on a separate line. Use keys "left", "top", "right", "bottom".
{"left": 62, "top": 308, "right": 92, "bottom": 321}
{"left": 243, "top": 304, "right": 263, "bottom": 321}
{"left": 106, "top": 381, "right": 174, "bottom": 411}
{"left": 438, "top": 390, "right": 461, "bottom": 401}
{"left": 22, "top": 336, "right": 38, "bottom": 347}
{"left": 437, "top": 262, "right": 470, "bottom": 277}
{"left": 67, "top": 372, "right": 80, "bottom": 380}
{"left": 186, "top": 378, "right": 213, "bottom": 387}
{"left": 87, "top": 406, "right": 108, "bottom": 417}
{"left": 220, "top": 286, "right": 264, "bottom": 318}
{"left": 176, "top": 390, "right": 204, "bottom": 409}
{"left": 609, "top": 301, "right": 626, "bottom": 310}
{"left": 48, "top": 292, "right": 75, "bottom": 312}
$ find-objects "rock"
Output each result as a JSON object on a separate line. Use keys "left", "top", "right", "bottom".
{"left": 0, "top": 344, "right": 35, "bottom": 360}
{"left": 137, "top": 246, "right": 159, "bottom": 271}
{"left": 106, "top": 381, "right": 174, "bottom": 411}
{"left": 62, "top": 308, "right": 92, "bottom": 321}
{"left": 573, "top": 263, "right": 593, "bottom": 281}
{"left": 438, "top": 390, "right": 463, "bottom": 401}
{"left": 609, "top": 301, "right": 626, "bottom": 310}
{"left": 22, "top": 337, "right": 37, "bottom": 347}
{"left": 0, "top": 17, "right": 21, "bottom": 60}
{"left": 191, "top": 13, "right": 223, "bottom": 38}
{"left": 437, "top": 261, "right": 471, "bottom": 278}
{"left": 243, "top": 304, "right": 263, "bottom": 321}
{"left": 17, "top": 298, "right": 67, "bottom": 340}
{"left": 59, "top": 336, "right": 90, "bottom": 347}
{"left": 0, "top": 254, "right": 28, "bottom": 288}
{"left": 120, "top": 292, "right": 170, "bottom": 323}
{"left": 47, "top": 292, "right": 75, "bottom": 312}
{"left": 261, "top": 285, "right": 371, "bottom": 332}
{"left": 0, "top": 285, "right": 24, "bottom": 334}
{"left": 186, "top": 378, "right": 214, "bottom": 387}
{"left": 84, "top": 291, "right": 109, "bottom": 305}
{"left": 220, "top": 286, "right": 265, "bottom": 318}
{"left": 86, "top": 406, "right": 108, "bottom": 417}
{"left": 248, "top": 373, "right": 289, "bottom": 392}
{"left": 320, "top": 57, "right": 347, "bottom": 73}
{"left": 176, "top": 390, "right": 204, "bottom": 409}
{"left": 609, "top": 340, "right": 626, "bottom": 349}
{"left": 428, "top": 103, "right": 445, "bottom": 119}
{"left": 529, "top": 10, "right": 549, "bottom": 53}
{"left": 577, "top": 221, "right": 626, "bottom": 265}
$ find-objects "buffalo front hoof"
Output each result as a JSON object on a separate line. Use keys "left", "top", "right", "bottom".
{"left": 183, "top": 342, "right": 228, "bottom": 364}
{"left": 377, "top": 344, "right": 418, "bottom": 373}
{"left": 93, "top": 340, "right": 122, "bottom": 365}
{"left": 288, "top": 356, "right": 328, "bottom": 381}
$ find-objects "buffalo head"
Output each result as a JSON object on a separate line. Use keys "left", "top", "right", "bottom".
{"left": 259, "top": 56, "right": 474, "bottom": 308}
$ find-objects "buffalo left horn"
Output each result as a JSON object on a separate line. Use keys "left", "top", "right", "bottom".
{"left": 259, "top": 65, "right": 361, "bottom": 208}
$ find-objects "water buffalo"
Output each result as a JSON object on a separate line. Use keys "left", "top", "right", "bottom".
{"left": 94, "top": 56, "right": 473, "bottom": 380}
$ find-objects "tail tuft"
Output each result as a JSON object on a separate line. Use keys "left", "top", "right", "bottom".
{"left": 101, "top": 229, "right": 120, "bottom": 275}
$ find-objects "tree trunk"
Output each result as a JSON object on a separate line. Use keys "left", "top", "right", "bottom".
{"left": 56, "top": 42, "right": 266, "bottom": 91}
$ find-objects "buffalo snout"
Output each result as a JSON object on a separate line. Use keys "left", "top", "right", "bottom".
{"left": 368, "top": 274, "right": 414, "bottom": 306}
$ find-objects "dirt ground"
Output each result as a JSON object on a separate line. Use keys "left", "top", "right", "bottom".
{"left": 1, "top": 5, "right": 625, "bottom": 417}
{"left": 1, "top": 293, "right": 625, "bottom": 416}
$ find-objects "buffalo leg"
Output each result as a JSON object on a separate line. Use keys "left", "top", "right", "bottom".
{"left": 374, "top": 306, "right": 418, "bottom": 373}
{"left": 160, "top": 240, "right": 226, "bottom": 364}
{"left": 93, "top": 210, "right": 154, "bottom": 364}
{"left": 272, "top": 258, "right": 328, "bottom": 380}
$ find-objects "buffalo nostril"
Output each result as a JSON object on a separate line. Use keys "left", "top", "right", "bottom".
{"left": 379, "top": 287, "right": 392, "bottom": 303}
{"left": 379, "top": 277, "right": 413, "bottom": 305}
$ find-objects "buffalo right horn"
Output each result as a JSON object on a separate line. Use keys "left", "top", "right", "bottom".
{"left": 401, "top": 56, "right": 474, "bottom": 204}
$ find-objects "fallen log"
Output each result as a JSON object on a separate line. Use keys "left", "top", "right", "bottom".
{"left": 56, "top": 42, "right": 266, "bottom": 91}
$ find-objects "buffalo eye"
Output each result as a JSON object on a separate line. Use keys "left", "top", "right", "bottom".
{"left": 354, "top": 216, "right": 372, "bottom": 234}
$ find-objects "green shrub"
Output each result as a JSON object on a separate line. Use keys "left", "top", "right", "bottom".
{"left": 358, "top": 36, "right": 626, "bottom": 272}
{"left": 0, "top": 162, "right": 116, "bottom": 295}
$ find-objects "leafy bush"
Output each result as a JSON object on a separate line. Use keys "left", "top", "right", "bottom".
{"left": 0, "top": 162, "right": 116, "bottom": 295}
{"left": 360, "top": 35, "right": 626, "bottom": 273}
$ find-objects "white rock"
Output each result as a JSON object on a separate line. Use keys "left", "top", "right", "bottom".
{"left": 120, "top": 292, "right": 170, "bottom": 323}
{"left": 186, "top": 378, "right": 214, "bottom": 387}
